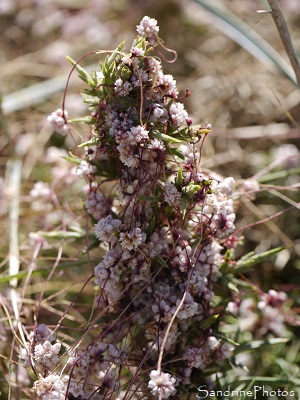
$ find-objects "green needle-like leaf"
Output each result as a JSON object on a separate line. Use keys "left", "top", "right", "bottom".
{"left": 234, "top": 246, "right": 285, "bottom": 273}
{"left": 199, "top": 314, "right": 219, "bottom": 329}
{"left": 235, "top": 338, "right": 289, "bottom": 353}
{"left": 66, "top": 55, "right": 94, "bottom": 86}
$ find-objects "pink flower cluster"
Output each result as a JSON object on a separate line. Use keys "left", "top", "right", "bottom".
{"left": 47, "top": 108, "right": 69, "bottom": 135}
{"left": 37, "top": 16, "right": 286, "bottom": 400}
{"left": 227, "top": 289, "right": 289, "bottom": 337}
{"left": 61, "top": 16, "right": 238, "bottom": 398}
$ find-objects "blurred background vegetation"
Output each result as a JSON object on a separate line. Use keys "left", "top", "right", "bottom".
{"left": 0, "top": 0, "right": 299, "bottom": 398}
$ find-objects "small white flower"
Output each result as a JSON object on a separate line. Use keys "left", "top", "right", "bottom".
{"left": 114, "top": 78, "right": 133, "bottom": 97}
{"left": 273, "top": 143, "right": 300, "bottom": 168}
{"left": 34, "top": 341, "right": 61, "bottom": 369}
{"left": 131, "top": 68, "right": 149, "bottom": 86}
{"left": 184, "top": 346, "right": 212, "bottom": 369}
{"left": 86, "top": 191, "right": 111, "bottom": 220}
{"left": 94, "top": 215, "right": 121, "bottom": 243}
{"left": 147, "top": 57, "right": 163, "bottom": 78}
{"left": 117, "top": 142, "right": 139, "bottom": 168}
{"left": 171, "top": 292, "right": 199, "bottom": 320}
{"left": 159, "top": 74, "right": 179, "bottom": 97}
{"left": 148, "top": 370, "right": 176, "bottom": 399}
{"left": 169, "top": 102, "right": 188, "bottom": 127}
{"left": 47, "top": 108, "right": 69, "bottom": 135}
{"left": 94, "top": 249, "right": 122, "bottom": 295}
{"left": 131, "top": 46, "right": 145, "bottom": 57}
{"left": 127, "top": 125, "right": 149, "bottom": 145}
{"left": 30, "top": 182, "right": 51, "bottom": 198}
{"left": 216, "top": 177, "right": 235, "bottom": 197}
{"left": 164, "top": 182, "right": 181, "bottom": 206}
{"left": 226, "top": 301, "right": 239, "bottom": 316}
{"left": 119, "top": 228, "right": 145, "bottom": 250}
{"left": 136, "top": 16, "right": 159, "bottom": 45}
{"left": 208, "top": 336, "right": 220, "bottom": 351}
{"left": 45, "top": 147, "right": 68, "bottom": 163}
{"left": 33, "top": 324, "right": 53, "bottom": 344}
{"left": 242, "top": 178, "right": 260, "bottom": 197}
{"left": 152, "top": 300, "right": 172, "bottom": 322}
{"left": 29, "top": 181, "right": 53, "bottom": 212}
{"left": 153, "top": 107, "right": 164, "bottom": 119}
{"left": 148, "top": 138, "right": 165, "bottom": 152}
{"left": 32, "top": 373, "right": 67, "bottom": 399}
{"left": 75, "top": 160, "right": 97, "bottom": 177}
{"left": 216, "top": 342, "right": 234, "bottom": 361}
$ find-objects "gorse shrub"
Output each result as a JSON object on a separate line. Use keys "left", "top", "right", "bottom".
{"left": 21, "top": 16, "right": 298, "bottom": 400}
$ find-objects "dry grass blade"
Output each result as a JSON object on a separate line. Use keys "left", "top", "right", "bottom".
{"left": 1, "top": 75, "right": 67, "bottom": 114}
{"left": 1, "top": 63, "right": 99, "bottom": 114}
{"left": 6, "top": 159, "right": 22, "bottom": 288}
{"left": 267, "top": 0, "right": 300, "bottom": 85}
{"left": 193, "top": 0, "right": 297, "bottom": 85}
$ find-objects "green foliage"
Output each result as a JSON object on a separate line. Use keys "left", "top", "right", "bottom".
{"left": 234, "top": 246, "right": 286, "bottom": 273}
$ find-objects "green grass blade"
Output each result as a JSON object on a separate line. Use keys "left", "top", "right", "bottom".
{"left": 235, "top": 338, "right": 289, "bottom": 353}
{"left": 240, "top": 380, "right": 256, "bottom": 400}
{"left": 238, "top": 376, "right": 290, "bottom": 383}
{"left": 193, "top": 0, "right": 297, "bottom": 85}
{"left": 158, "top": 132, "right": 184, "bottom": 143}
{"left": 235, "top": 246, "right": 286, "bottom": 273}
{"left": 198, "top": 314, "right": 219, "bottom": 329}
{"left": 258, "top": 167, "right": 300, "bottom": 183}
{"left": 0, "top": 259, "right": 89, "bottom": 284}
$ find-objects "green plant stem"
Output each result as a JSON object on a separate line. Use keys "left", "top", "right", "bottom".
{"left": 267, "top": 0, "right": 300, "bottom": 86}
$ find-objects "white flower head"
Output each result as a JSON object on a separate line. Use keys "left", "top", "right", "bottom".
{"left": 95, "top": 215, "right": 121, "bottom": 243}
{"left": 131, "top": 46, "right": 145, "bottom": 57}
{"left": 136, "top": 16, "right": 159, "bottom": 45}
{"left": 119, "top": 228, "right": 145, "bottom": 250}
{"left": 171, "top": 292, "right": 199, "bottom": 320}
{"left": 75, "top": 160, "right": 97, "bottom": 177}
{"left": 169, "top": 102, "right": 188, "bottom": 127}
{"left": 47, "top": 108, "right": 69, "bottom": 136}
{"left": 30, "top": 182, "right": 51, "bottom": 198}
{"left": 153, "top": 106, "right": 165, "bottom": 119}
{"left": 164, "top": 182, "right": 181, "bottom": 206}
{"left": 86, "top": 190, "right": 112, "bottom": 220}
{"left": 32, "top": 373, "right": 67, "bottom": 400}
{"left": 148, "top": 138, "right": 166, "bottom": 152}
{"left": 34, "top": 341, "right": 61, "bottom": 369}
{"left": 114, "top": 78, "right": 133, "bottom": 97}
{"left": 127, "top": 125, "right": 149, "bottom": 145}
{"left": 117, "top": 142, "right": 140, "bottom": 168}
{"left": 148, "top": 370, "right": 176, "bottom": 399}
{"left": 160, "top": 74, "right": 179, "bottom": 98}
